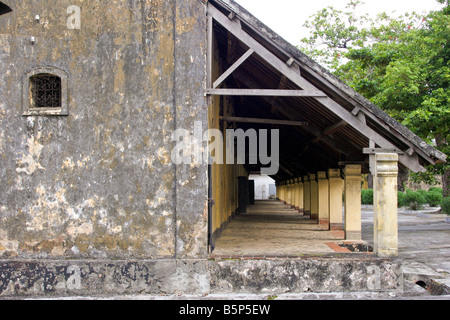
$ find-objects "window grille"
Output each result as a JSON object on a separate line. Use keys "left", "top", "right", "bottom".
{"left": 22, "top": 66, "right": 68, "bottom": 116}
{"left": 30, "top": 74, "right": 62, "bottom": 109}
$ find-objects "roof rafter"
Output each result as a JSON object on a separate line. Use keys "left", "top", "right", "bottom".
{"left": 207, "top": 2, "right": 426, "bottom": 172}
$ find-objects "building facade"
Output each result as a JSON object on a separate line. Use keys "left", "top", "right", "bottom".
{"left": 0, "top": 0, "right": 445, "bottom": 297}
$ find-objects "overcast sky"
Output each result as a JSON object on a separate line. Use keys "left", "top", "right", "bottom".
{"left": 235, "top": 0, "right": 445, "bottom": 45}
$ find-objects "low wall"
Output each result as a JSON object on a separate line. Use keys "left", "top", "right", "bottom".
{"left": 0, "top": 256, "right": 403, "bottom": 297}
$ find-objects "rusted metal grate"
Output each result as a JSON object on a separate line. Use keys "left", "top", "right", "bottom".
{"left": 30, "top": 73, "right": 62, "bottom": 108}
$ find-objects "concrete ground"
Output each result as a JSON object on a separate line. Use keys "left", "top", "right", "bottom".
{"left": 362, "top": 204, "right": 450, "bottom": 297}
{"left": 14, "top": 200, "right": 450, "bottom": 300}
{"left": 212, "top": 201, "right": 349, "bottom": 257}
{"left": 209, "top": 200, "right": 450, "bottom": 299}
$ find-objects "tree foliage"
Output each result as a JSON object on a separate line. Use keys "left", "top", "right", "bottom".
{"left": 299, "top": 0, "right": 450, "bottom": 196}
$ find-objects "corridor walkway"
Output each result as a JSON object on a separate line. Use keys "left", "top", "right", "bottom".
{"left": 211, "top": 200, "right": 368, "bottom": 257}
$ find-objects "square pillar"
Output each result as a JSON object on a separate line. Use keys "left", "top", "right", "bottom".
{"left": 293, "top": 178, "right": 299, "bottom": 210}
{"left": 373, "top": 153, "right": 399, "bottom": 257}
{"left": 328, "top": 169, "right": 343, "bottom": 230}
{"left": 292, "top": 179, "right": 298, "bottom": 209}
{"left": 309, "top": 173, "right": 318, "bottom": 220}
{"left": 303, "top": 175, "right": 311, "bottom": 217}
{"left": 290, "top": 179, "right": 295, "bottom": 206}
{"left": 298, "top": 179, "right": 304, "bottom": 214}
{"left": 287, "top": 180, "right": 292, "bottom": 205}
{"left": 284, "top": 182, "right": 288, "bottom": 203}
{"left": 317, "top": 171, "right": 329, "bottom": 228}
{"left": 344, "top": 165, "right": 362, "bottom": 240}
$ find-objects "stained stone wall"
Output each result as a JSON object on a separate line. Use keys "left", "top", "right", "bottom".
{"left": 0, "top": 0, "right": 208, "bottom": 261}
{"left": 0, "top": 257, "right": 403, "bottom": 297}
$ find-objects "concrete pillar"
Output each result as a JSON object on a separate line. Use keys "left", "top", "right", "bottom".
{"left": 288, "top": 179, "right": 294, "bottom": 206}
{"left": 303, "top": 175, "right": 311, "bottom": 217}
{"left": 284, "top": 181, "right": 288, "bottom": 203}
{"left": 291, "top": 179, "right": 296, "bottom": 206}
{"left": 286, "top": 181, "right": 289, "bottom": 204}
{"left": 298, "top": 178, "right": 304, "bottom": 213}
{"left": 373, "top": 153, "right": 399, "bottom": 257}
{"left": 293, "top": 178, "right": 299, "bottom": 210}
{"left": 344, "top": 165, "right": 362, "bottom": 240}
{"left": 328, "top": 169, "right": 343, "bottom": 230}
{"left": 317, "top": 171, "right": 329, "bottom": 228}
{"left": 309, "top": 173, "right": 318, "bottom": 220}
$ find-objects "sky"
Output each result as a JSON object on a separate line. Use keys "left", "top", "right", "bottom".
{"left": 235, "top": 0, "right": 445, "bottom": 45}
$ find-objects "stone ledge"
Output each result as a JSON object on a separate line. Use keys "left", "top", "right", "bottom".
{"left": 0, "top": 257, "right": 403, "bottom": 298}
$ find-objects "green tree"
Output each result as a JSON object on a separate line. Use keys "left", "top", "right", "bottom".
{"left": 299, "top": 0, "right": 450, "bottom": 197}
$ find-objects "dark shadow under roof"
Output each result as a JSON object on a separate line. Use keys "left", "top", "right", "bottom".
{"left": 0, "top": 2, "right": 12, "bottom": 16}
{"left": 208, "top": 0, "right": 446, "bottom": 180}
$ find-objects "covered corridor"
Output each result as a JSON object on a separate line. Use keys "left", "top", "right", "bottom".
{"left": 206, "top": 0, "right": 446, "bottom": 258}
{"left": 212, "top": 200, "right": 370, "bottom": 257}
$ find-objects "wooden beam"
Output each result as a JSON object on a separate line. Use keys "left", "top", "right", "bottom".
{"left": 213, "top": 48, "right": 254, "bottom": 89}
{"left": 207, "top": 13, "right": 213, "bottom": 90}
{"left": 338, "top": 161, "right": 367, "bottom": 166}
{"left": 227, "top": 32, "right": 239, "bottom": 64}
{"left": 363, "top": 148, "right": 404, "bottom": 155}
{"left": 207, "top": 88, "right": 326, "bottom": 97}
{"left": 207, "top": 4, "right": 425, "bottom": 172}
{"left": 220, "top": 116, "right": 308, "bottom": 126}
{"left": 232, "top": 70, "right": 354, "bottom": 159}
{"left": 323, "top": 120, "right": 347, "bottom": 136}
{"left": 286, "top": 57, "right": 295, "bottom": 67}
{"left": 208, "top": 4, "right": 313, "bottom": 90}
{"left": 279, "top": 164, "right": 294, "bottom": 176}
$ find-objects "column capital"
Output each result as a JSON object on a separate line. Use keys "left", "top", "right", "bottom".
{"left": 317, "top": 171, "right": 327, "bottom": 180}
{"left": 328, "top": 168, "right": 341, "bottom": 179}
{"left": 375, "top": 153, "right": 398, "bottom": 177}
{"left": 343, "top": 164, "right": 361, "bottom": 177}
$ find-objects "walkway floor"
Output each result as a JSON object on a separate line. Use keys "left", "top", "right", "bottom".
{"left": 211, "top": 200, "right": 366, "bottom": 257}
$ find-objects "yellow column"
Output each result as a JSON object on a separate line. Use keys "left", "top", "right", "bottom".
{"left": 309, "top": 173, "right": 318, "bottom": 220}
{"left": 290, "top": 179, "right": 295, "bottom": 208}
{"left": 317, "top": 171, "right": 329, "bottom": 228}
{"left": 286, "top": 180, "right": 291, "bottom": 205}
{"left": 328, "top": 169, "right": 343, "bottom": 230}
{"left": 344, "top": 165, "right": 362, "bottom": 240}
{"left": 303, "top": 175, "right": 311, "bottom": 217}
{"left": 297, "top": 178, "right": 304, "bottom": 213}
{"left": 373, "top": 153, "right": 399, "bottom": 257}
{"left": 284, "top": 181, "right": 288, "bottom": 203}
{"left": 292, "top": 178, "right": 298, "bottom": 209}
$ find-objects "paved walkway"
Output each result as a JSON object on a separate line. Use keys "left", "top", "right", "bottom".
{"left": 211, "top": 200, "right": 450, "bottom": 298}
{"left": 212, "top": 200, "right": 353, "bottom": 257}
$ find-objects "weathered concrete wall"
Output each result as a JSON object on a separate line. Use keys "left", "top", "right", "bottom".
{"left": 0, "top": 0, "right": 208, "bottom": 260}
{"left": 210, "top": 257, "right": 404, "bottom": 294}
{"left": 0, "top": 257, "right": 403, "bottom": 297}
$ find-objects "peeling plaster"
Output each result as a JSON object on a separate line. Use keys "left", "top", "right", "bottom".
{"left": 16, "top": 133, "right": 46, "bottom": 175}
{"left": 0, "top": 0, "right": 208, "bottom": 261}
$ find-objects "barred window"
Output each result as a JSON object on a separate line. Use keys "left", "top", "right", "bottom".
{"left": 30, "top": 74, "right": 62, "bottom": 109}
{"left": 22, "top": 66, "right": 68, "bottom": 116}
